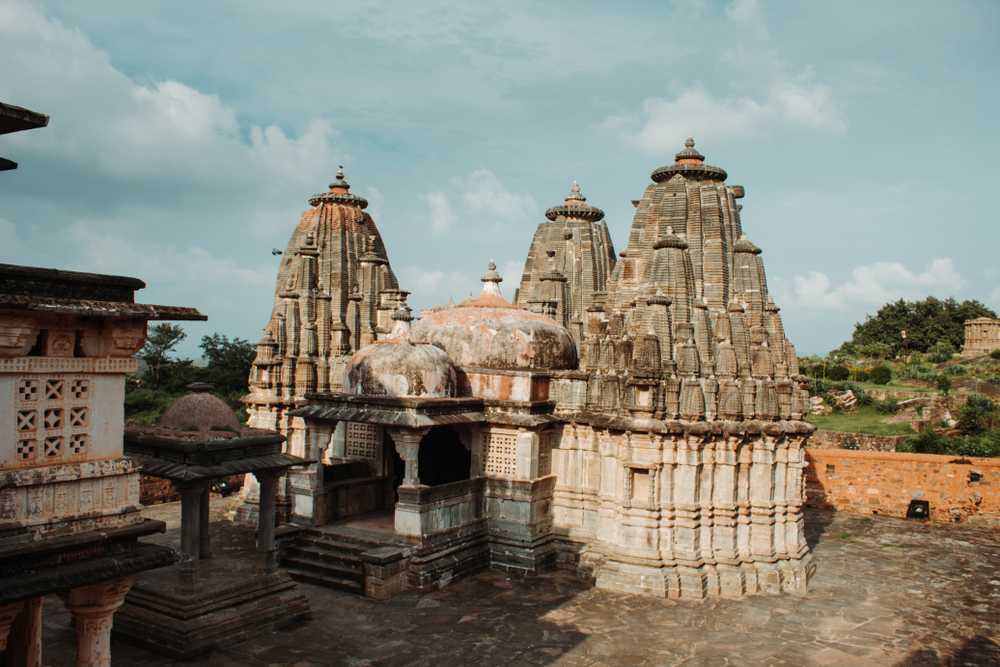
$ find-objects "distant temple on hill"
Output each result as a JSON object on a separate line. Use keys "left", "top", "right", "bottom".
{"left": 962, "top": 317, "right": 1000, "bottom": 358}
{"left": 239, "top": 139, "right": 815, "bottom": 601}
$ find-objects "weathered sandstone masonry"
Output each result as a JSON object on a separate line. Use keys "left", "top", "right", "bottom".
{"left": 961, "top": 317, "right": 1000, "bottom": 357}
{"left": 0, "top": 261, "right": 204, "bottom": 667}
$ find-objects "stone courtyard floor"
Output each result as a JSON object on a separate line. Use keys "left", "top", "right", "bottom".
{"left": 42, "top": 499, "right": 999, "bottom": 666}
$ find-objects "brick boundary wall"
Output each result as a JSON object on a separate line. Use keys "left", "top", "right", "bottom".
{"left": 805, "top": 448, "right": 1000, "bottom": 525}
{"left": 139, "top": 474, "right": 244, "bottom": 506}
{"left": 808, "top": 430, "right": 906, "bottom": 452}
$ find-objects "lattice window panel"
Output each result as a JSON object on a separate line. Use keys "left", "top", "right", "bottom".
{"left": 484, "top": 431, "right": 518, "bottom": 477}
{"left": 69, "top": 407, "right": 89, "bottom": 428}
{"left": 345, "top": 422, "right": 379, "bottom": 460}
{"left": 16, "top": 439, "right": 36, "bottom": 463}
{"left": 17, "top": 379, "right": 39, "bottom": 402}
{"left": 44, "top": 436, "right": 63, "bottom": 458}
{"left": 43, "top": 408, "right": 63, "bottom": 430}
{"left": 17, "top": 410, "right": 37, "bottom": 432}
{"left": 45, "top": 379, "right": 64, "bottom": 401}
{"left": 69, "top": 434, "right": 89, "bottom": 455}
{"left": 70, "top": 378, "right": 90, "bottom": 400}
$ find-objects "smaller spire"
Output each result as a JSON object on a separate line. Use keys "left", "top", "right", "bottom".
{"left": 389, "top": 300, "right": 414, "bottom": 339}
{"left": 480, "top": 259, "right": 503, "bottom": 297}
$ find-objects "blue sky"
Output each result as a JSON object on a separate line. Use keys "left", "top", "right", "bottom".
{"left": 2, "top": 0, "right": 998, "bottom": 357}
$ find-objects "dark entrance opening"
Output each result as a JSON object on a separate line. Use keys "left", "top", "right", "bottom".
{"left": 418, "top": 426, "right": 470, "bottom": 486}
{"left": 384, "top": 431, "right": 405, "bottom": 506}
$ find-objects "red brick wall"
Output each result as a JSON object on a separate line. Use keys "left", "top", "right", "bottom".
{"left": 805, "top": 448, "right": 1000, "bottom": 525}
{"left": 139, "top": 474, "right": 245, "bottom": 506}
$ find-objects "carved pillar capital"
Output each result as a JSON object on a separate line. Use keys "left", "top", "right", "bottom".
{"left": 61, "top": 576, "right": 136, "bottom": 667}
{"left": 388, "top": 427, "right": 427, "bottom": 487}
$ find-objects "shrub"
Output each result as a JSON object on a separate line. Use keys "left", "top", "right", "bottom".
{"left": 989, "top": 348, "right": 1000, "bottom": 360}
{"left": 935, "top": 375, "right": 952, "bottom": 395}
{"left": 874, "top": 399, "right": 900, "bottom": 415}
{"left": 828, "top": 364, "right": 850, "bottom": 381}
{"left": 944, "top": 365, "right": 967, "bottom": 376}
{"left": 870, "top": 365, "right": 892, "bottom": 385}
{"left": 957, "top": 395, "right": 998, "bottom": 436}
{"left": 927, "top": 339, "right": 956, "bottom": 363}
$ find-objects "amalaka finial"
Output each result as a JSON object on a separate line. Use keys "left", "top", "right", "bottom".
{"left": 566, "top": 180, "right": 585, "bottom": 202}
{"left": 480, "top": 259, "right": 503, "bottom": 296}
{"left": 685, "top": 137, "right": 695, "bottom": 148}
{"left": 336, "top": 164, "right": 345, "bottom": 179}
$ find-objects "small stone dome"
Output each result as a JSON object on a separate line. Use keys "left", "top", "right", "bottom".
{"left": 345, "top": 306, "right": 460, "bottom": 398}
{"left": 411, "top": 262, "right": 578, "bottom": 371}
{"left": 159, "top": 383, "right": 242, "bottom": 433}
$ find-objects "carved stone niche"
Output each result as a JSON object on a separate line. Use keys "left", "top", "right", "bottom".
{"left": 0, "top": 318, "right": 39, "bottom": 358}
{"left": 79, "top": 320, "right": 147, "bottom": 358}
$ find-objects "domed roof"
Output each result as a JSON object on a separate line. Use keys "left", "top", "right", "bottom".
{"left": 411, "top": 262, "right": 578, "bottom": 371}
{"left": 345, "top": 306, "right": 460, "bottom": 398}
{"left": 159, "top": 383, "right": 242, "bottom": 433}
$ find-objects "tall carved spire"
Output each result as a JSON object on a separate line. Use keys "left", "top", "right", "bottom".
{"left": 514, "top": 181, "right": 616, "bottom": 345}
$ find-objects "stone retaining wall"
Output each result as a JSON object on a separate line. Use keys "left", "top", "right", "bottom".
{"left": 805, "top": 448, "right": 1000, "bottom": 524}
{"left": 808, "top": 430, "right": 906, "bottom": 452}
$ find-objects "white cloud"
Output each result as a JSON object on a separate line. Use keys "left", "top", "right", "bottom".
{"left": 423, "top": 191, "right": 455, "bottom": 234}
{"left": 604, "top": 75, "right": 846, "bottom": 154}
{"left": 773, "top": 258, "right": 964, "bottom": 311}
{"left": 460, "top": 169, "right": 538, "bottom": 226}
{"left": 990, "top": 286, "right": 1000, "bottom": 309}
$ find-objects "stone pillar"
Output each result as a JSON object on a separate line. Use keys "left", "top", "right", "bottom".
{"left": 61, "top": 577, "right": 135, "bottom": 667}
{"left": 199, "top": 483, "right": 212, "bottom": 559}
{"left": 179, "top": 481, "right": 205, "bottom": 560}
{"left": 255, "top": 470, "right": 279, "bottom": 572}
{"left": 0, "top": 601, "right": 24, "bottom": 654}
{"left": 388, "top": 428, "right": 427, "bottom": 537}
{"left": 390, "top": 429, "right": 425, "bottom": 487}
{"left": 5, "top": 596, "right": 43, "bottom": 667}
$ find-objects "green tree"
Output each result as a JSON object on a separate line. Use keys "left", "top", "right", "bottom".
{"left": 140, "top": 324, "right": 186, "bottom": 389}
{"left": 199, "top": 334, "right": 255, "bottom": 394}
{"left": 957, "top": 395, "right": 998, "bottom": 436}
{"left": 840, "top": 297, "right": 996, "bottom": 356}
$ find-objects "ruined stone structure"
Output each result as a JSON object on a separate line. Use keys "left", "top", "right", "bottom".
{"left": 251, "top": 139, "right": 814, "bottom": 602}
{"left": 117, "top": 386, "right": 308, "bottom": 659}
{"left": 961, "top": 317, "right": 1000, "bottom": 357}
{"left": 514, "top": 182, "right": 616, "bottom": 345}
{"left": 0, "top": 263, "right": 205, "bottom": 666}
{"left": 237, "top": 167, "right": 406, "bottom": 523}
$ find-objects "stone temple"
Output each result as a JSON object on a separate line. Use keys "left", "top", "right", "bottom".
{"left": 245, "top": 139, "right": 815, "bottom": 600}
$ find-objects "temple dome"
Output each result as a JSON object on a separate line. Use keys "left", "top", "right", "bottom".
{"left": 345, "top": 306, "right": 460, "bottom": 398}
{"left": 411, "top": 262, "right": 578, "bottom": 371}
{"left": 159, "top": 383, "right": 242, "bottom": 433}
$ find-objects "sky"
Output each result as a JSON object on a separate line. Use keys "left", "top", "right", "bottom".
{"left": 2, "top": 0, "right": 998, "bottom": 358}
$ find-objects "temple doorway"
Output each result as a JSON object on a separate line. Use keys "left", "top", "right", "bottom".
{"left": 384, "top": 430, "right": 405, "bottom": 507}
{"left": 418, "top": 426, "right": 471, "bottom": 486}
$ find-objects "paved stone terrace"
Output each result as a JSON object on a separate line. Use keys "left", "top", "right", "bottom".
{"left": 41, "top": 501, "right": 1000, "bottom": 666}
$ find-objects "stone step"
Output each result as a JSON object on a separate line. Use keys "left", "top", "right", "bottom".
{"left": 284, "top": 546, "right": 364, "bottom": 574}
{"left": 296, "top": 534, "right": 374, "bottom": 553}
{"left": 284, "top": 566, "right": 364, "bottom": 594}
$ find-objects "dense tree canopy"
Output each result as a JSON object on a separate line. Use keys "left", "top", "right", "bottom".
{"left": 838, "top": 297, "right": 996, "bottom": 356}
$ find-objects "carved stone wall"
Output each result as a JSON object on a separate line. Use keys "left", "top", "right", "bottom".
{"left": 961, "top": 317, "right": 1000, "bottom": 357}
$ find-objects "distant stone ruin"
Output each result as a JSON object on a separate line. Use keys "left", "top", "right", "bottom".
{"left": 961, "top": 317, "right": 1000, "bottom": 357}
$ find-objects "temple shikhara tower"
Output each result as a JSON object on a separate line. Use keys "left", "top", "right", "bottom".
{"left": 239, "top": 167, "right": 406, "bottom": 521}
{"left": 247, "top": 139, "right": 815, "bottom": 601}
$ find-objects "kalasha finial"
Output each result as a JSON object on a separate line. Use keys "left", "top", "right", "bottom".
{"left": 685, "top": 137, "right": 695, "bottom": 148}
{"left": 566, "top": 180, "right": 585, "bottom": 202}
{"left": 480, "top": 259, "right": 503, "bottom": 296}
{"left": 336, "top": 164, "right": 345, "bottom": 179}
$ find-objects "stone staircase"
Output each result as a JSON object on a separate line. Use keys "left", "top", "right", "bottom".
{"left": 279, "top": 525, "right": 410, "bottom": 597}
